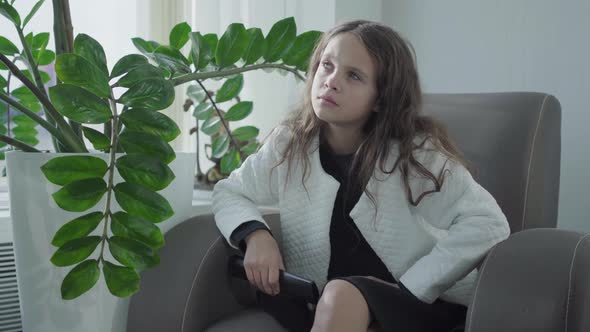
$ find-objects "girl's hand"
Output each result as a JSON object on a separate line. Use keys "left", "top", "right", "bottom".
{"left": 243, "top": 229, "right": 285, "bottom": 296}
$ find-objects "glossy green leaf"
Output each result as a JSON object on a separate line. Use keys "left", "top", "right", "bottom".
{"left": 0, "top": 61, "right": 8, "bottom": 70}
{"left": 61, "top": 259, "right": 100, "bottom": 300}
{"left": 14, "top": 135, "right": 38, "bottom": 146}
{"left": 116, "top": 64, "right": 164, "bottom": 88}
{"left": 224, "top": 101, "right": 253, "bottom": 121}
{"left": 152, "top": 46, "right": 190, "bottom": 76}
{"left": 232, "top": 126, "right": 259, "bottom": 141}
{"left": 116, "top": 154, "right": 174, "bottom": 191}
{"left": 111, "top": 54, "right": 148, "bottom": 78}
{"left": 189, "top": 32, "right": 200, "bottom": 69}
{"left": 197, "top": 33, "right": 217, "bottom": 70}
{"left": 21, "top": 69, "right": 51, "bottom": 83}
{"left": 240, "top": 141, "right": 260, "bottom": 155}
{"left": 102, "top": 260, "right": 140, "bottom": 298}
{"left": 12, "top": 115, "right": 37, "bottom": 127}
{"left": 114, "top": 182, "right": 173, "bottom": 223}
{"left": 220, "top": 148, "right": 241, "bottom": 175}
{"left": 41, "top": 155, "right": 109, "bottom": 186}
{"left": 0, "top": 3, "right": 20, "bottom": 26}
{"left": 169, "top": 22, "right": 191, "bottom": 50}
{"left": 33, "top": 49, "right": 55, "bottom": 66}
{"left": 52, "top": 178, "right": 107, "bottom": 212}
{"left": 264, "top": 17, "right": 296, "bottom": 62}
{"left": 118, "top": 78, "right": 174, "bottom": 111}
{"left": 0, "top": 36, "right": 19, "bottom": 55}
{"left": 74, "top": 33, "right": 108, "bottom": 76}
{"left": 32, "top": 32, "right": 49, "bottom": 50}
{"left": 119, "top": 109, "right": 180, "bottom": 142}
{"left": 200, "top": 116, "right": 221, "bottom": 136}
{"left": 108, "top": 236, "right": 159, "bottom": 270}
{"left": 51, "top": 212, "right": 104, "bottom": 247}
{"left": 11, "top": 126, "right": 36, "bottom": 137}
{"left": 11, "top": 86, "right": 36, "bottom": 102}
{"left": 193, "top": 102, "right": 214, "bottom": 120}
{"left": 24, "top": 32, "right": 33, "bottom": 50}
{"left": 211, "top": 134, "right": 229, "bottom": 158}
{"left": 132, "top": 37, "right": 158, "bottom": 56}
{"left": 50, "top": 236, "right": 101, "bottom": 267}
{"left": 111, "top": 211, "right": 164, "bottom": 249}
{"left": 283, "top": 30, "right": 322, "bottom": 71}
{"left": 0, "top": 75, "right": 6, "bottom": 89}
{"left": 23, "top": 0, "right": 45, "bottom": 28}
{"left": 186, "top": 84, "right": 207, "bottom": 103}
{"left": 55, "top": 54, "right": 110, "bottom": 98}
{"left": 242, "top": 28, "right": 267, "bottom": 65}
{"left": 215, "top": 74, "right": 243, "bottom": 103}
{"left": 49, "top": 84, "right": 112, "bottom": 124}
{"left": 82, "top": 126, "right": 110, "bottom": 150}
{"left": 215, "top": 23, "right": 249, "bottom": 68}
{"left": 20, "top": 99, "right": 41, "bottom": 112}
{"left": 119, "top": 131, "right": 175, "bottom": 164}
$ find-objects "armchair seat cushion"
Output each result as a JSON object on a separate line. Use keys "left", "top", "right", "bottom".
{"left": 204, "top": 309, "right": 287, "bottom": 332}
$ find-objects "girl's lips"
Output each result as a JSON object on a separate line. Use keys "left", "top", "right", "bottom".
{"left": 319, "top": 95, "right": 338, "bottom": 107}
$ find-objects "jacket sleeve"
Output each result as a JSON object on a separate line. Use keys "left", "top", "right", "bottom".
{"left": 212, "top": 126, "right": 286, "bottom": 249}
{"left": 399, "top": 148, "right": 511, "bottom": 304}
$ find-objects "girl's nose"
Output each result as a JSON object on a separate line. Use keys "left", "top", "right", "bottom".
{"left": 324, "top": 72, "right": 341, "bottom": 91}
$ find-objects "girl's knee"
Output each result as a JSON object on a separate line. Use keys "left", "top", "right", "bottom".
{"left": 314, "top": 279, "right": 371, "bottom": 325}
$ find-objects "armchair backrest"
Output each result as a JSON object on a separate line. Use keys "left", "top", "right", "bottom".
{"left": 422, "top": 92, "right": 561, "bottom": 232}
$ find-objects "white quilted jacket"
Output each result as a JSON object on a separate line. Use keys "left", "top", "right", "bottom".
{"left": 213, "top": 126, "right": 510, "bottom": 306}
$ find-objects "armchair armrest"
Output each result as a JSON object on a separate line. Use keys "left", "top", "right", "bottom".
{"left": 465, "top": 228, "right": 590, "bottom": 332}
{"left": 127, "top": 212, "right": 281, "bottom": 332}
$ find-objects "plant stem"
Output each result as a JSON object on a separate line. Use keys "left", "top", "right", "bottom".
{"left": 172, "top": 63, "right": 306, "bottom": 86}
{"left": 196, "top": 79, "right": 239, "bottom": 151}
{"left": 53, "top": 0, "right": 83, "bottom": 143}
{"left": 0, "top": 54, "right": 88, "bottom": 152}
{"left": 6, "top": 70, "right": 12, "bottom": 137}
{"left": 98, "top": 94, "right": 119, "bottom": 262}
{"left": 15, "top": 27, "right": 46, "bottom": 97}
{"left": 15, "top": 25, "right": 64, "bottom": 151}
{"left": 52, "top": 0, "right": 74, "bottom": 55}
{"left": 0, "top": 134, "right": 41, "bottom": 152}
{"left": 0, "top": 91, "right": 68, "bottom": 144}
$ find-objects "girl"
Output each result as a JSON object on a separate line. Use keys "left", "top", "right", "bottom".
{"left": 213, "top": 20, "right": 510, "bottom": 332}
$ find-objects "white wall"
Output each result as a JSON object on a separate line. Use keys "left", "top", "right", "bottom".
{"left": 382, "top": 0, "right": 590, "bottom": 232}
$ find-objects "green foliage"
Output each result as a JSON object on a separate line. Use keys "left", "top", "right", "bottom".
{"left": 1, "top": 4, "right": 318, "bottom": 301}
{"left": 61, "top": 260, "right": 100, "bottom": 300}
{"left": 102, "top": 261, "right": 139, "bottom": 297}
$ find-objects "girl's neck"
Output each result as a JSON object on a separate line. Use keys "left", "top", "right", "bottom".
{"left": 322, "top": 124, "right": 364, "bottom": 155}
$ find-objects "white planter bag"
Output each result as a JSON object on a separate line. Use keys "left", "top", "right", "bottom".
{"left": 6, "top": 151, "right": 195, "bottom": 332}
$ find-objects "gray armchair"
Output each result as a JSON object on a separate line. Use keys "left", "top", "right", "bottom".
{"left": 128, "top": 92, "right": 589, "bottom": 331}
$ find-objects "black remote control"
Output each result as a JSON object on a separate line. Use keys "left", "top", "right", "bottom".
{"left": 228, "top": 255, "right": 320, "bottom": 304}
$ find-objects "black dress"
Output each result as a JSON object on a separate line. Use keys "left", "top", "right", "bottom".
{"left": 234, "top": 142, "right": 467, "bottom": 332}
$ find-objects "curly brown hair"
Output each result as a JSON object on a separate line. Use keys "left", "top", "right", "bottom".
{"left": 273, "top": 20, "right": 474, "bottom": 209}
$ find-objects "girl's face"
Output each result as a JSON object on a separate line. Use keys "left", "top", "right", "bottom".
{"left": 311, "top": 33, "right": 378, "bottom": 131}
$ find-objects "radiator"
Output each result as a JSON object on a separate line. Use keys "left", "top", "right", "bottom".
{"left": 0, "top": 208, "right": 22, "bottom": 332}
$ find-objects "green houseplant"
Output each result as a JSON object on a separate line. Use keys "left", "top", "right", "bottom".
{"left": 0, "top": 0, "right": 320, "bottom": 302}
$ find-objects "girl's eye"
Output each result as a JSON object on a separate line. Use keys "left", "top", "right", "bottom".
{"left": 321, "top": 61, "right": 332, "bottom": 69}
{"left": 349, "top": 72, "right": 361, "bottom": 81}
